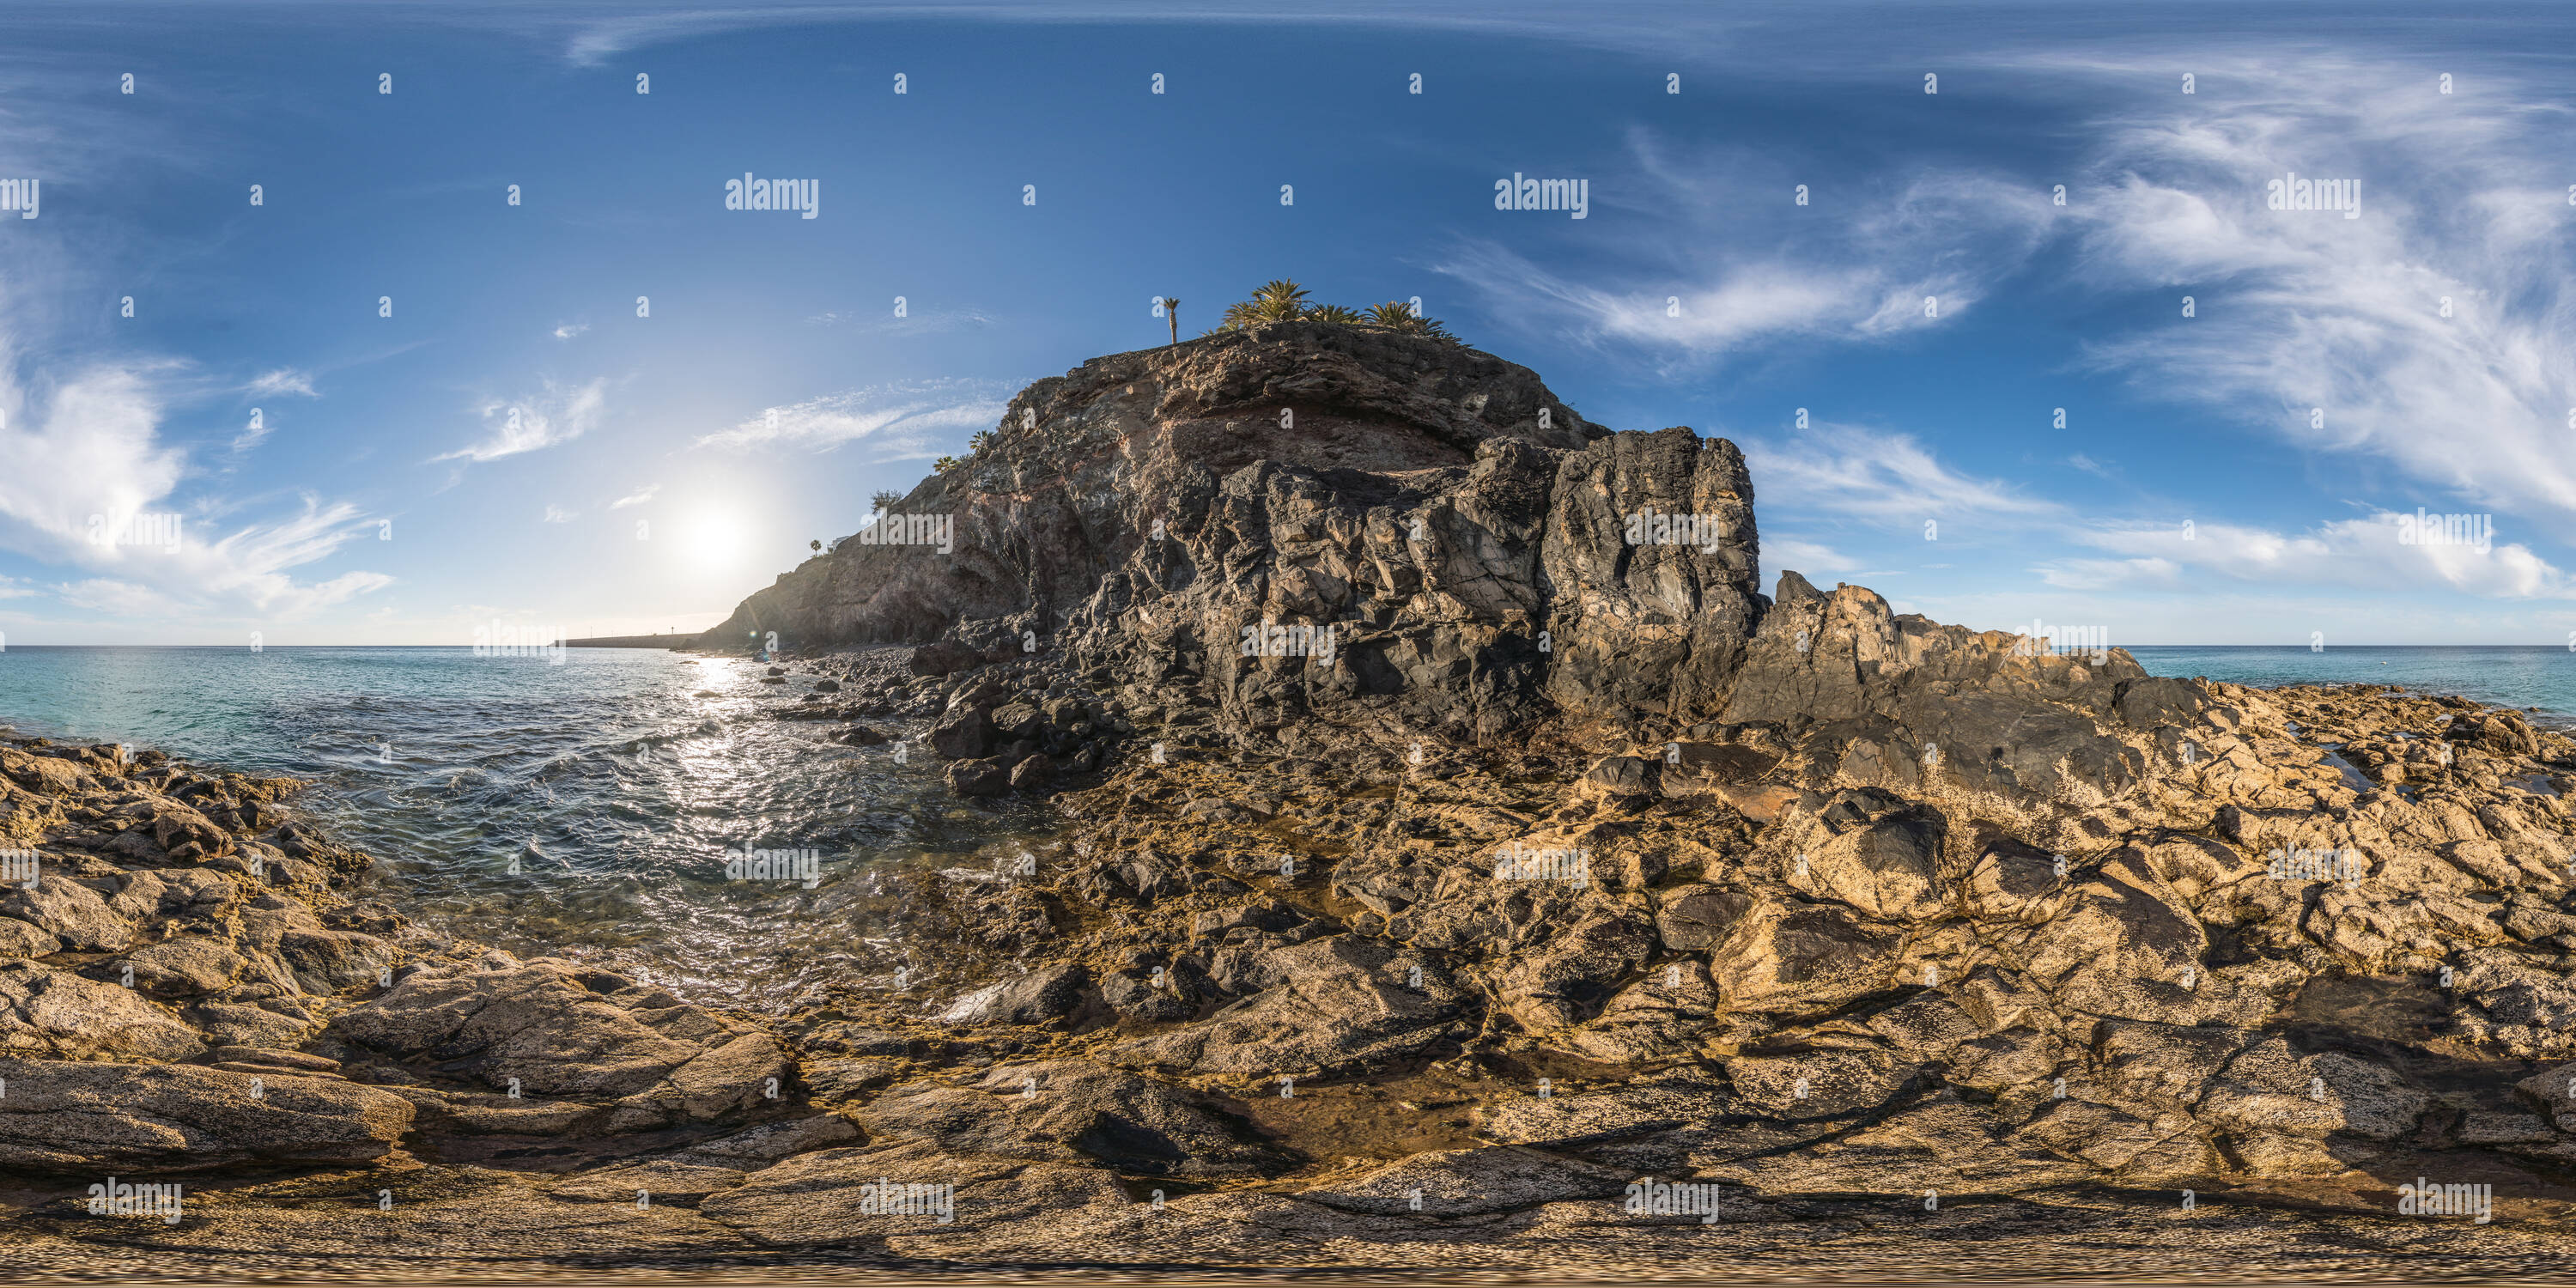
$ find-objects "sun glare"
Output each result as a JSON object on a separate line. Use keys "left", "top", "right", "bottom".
{"left": 681, "top": 512, "right": 749, "bottom": 570}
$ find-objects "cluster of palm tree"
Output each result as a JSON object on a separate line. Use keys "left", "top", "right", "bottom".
{"left": 1212, "top": 280, "right": 1455, "bottom": 339}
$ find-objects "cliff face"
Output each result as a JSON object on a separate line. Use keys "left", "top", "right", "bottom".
{"left": 711, "top": 322, "right": 2187, "bottom": 769}
{"left": 713, "top": 321, "right": 1783, "bottom": 741}
{"left": 708, "top": 319, "right": 1594, "bottom": 650}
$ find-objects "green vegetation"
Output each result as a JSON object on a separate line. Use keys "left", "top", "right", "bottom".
{"left": 1207, "top": 279, "right": 1455, "bottom": 341}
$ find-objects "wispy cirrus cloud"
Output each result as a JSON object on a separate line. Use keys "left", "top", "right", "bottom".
{"left": 1743, "top": 422, "right": 2062, "bottom": 527}
{"left": 1435, "top": 141, "right": 2059, "bottom": 368}
{"left": 0, "top": 349, "right": 391, "bottom": 618}
{"left": 609, "top": 483, "right": 659, "bottom": 509}
{"left": 695, "top": 379, "right": 1011, "bottom": 458}
{"left": 245, "top": 368, "right": 318, "bottom": 398}
{"left": 2047, "top": 514, "right": 2576, "bottom": 599}
{"left": 435, "top": 377, "right": 608, "bottom": 465}
{"left": 2047, "top": 56, "right": 2576, "bottom": 540}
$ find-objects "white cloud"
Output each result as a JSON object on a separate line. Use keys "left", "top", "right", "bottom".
{"left": 435, "top": 378, "right": 608, "bottom": 465}
{"left": 811, "top": 307, "right": 994, "bottom": 334}
{"left": 2044, "top": 57, "right": 2576, "bottom": 539}
{"left": 1762, "top": 535, "right": 1857, "bottom": 581}
{"left": 695, "top": 379, "right": 1010, "bottom": 454}
{"left": 246, "top": 368, "right": 317, "bottom": 398}
{"left": 1744, "top": 422, "right": 2061, "bottom": 526}
{"left": 228, "top": 416, "right": 273, "bottom": 455}
{"left": 2035, "top": 556, "right": 2188, "bottom": 592}
{"left": 1440, "top": 54, "right": 2576, "bottom": 550}
{"left": 2045, "top": 514, "right": 2576, "bottom": 598}
{"left": 1434, "top": 144, "right": 2058, "bottom": 365}
{"left": 610, "top": 483, "right": 659, "bottom": 509}
{"left": 543, "top": 505, "right": 576, "bottom": 524}
{"left": 552, "top": 322, "right": 588, "bottom": 341}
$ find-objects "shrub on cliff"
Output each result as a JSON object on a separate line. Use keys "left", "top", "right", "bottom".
{"left": 1207, "top": 278, "right": 1456, "bottom": 341}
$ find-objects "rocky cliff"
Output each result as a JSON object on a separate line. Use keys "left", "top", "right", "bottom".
{"left": 9, "top": 328, "right": 2576, "bottom": 1276}
{"left": 688, "top": 326, "right": 2576, "bottom": 1266}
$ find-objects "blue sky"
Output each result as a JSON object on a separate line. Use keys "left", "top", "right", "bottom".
{"left": 3, "top": 0, "right": 2574, "bottom": 645}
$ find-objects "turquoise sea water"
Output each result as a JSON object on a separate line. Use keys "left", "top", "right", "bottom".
{"left": 2128, "top": 645, "right": 2576, "bottom": 729}
{"left": 0, "top": 645, "right": 1046, "bottom": 1011}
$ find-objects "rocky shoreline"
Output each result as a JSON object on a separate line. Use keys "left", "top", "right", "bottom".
{"left": 9, "top": 324, "right": 2576, "bottom": 1279}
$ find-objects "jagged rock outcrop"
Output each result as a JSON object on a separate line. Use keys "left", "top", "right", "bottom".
{"left": 707, "top": 320, "right": 1771, "bottom": 745}
{"left": 690, "top": 329, "right": 2576, "bottom": 1249}
{"left": 15, "top": 328, "right": 2576, "bottom": 1276}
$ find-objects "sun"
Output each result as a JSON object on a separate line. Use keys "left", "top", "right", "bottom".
{"left": 679, "top": 510, "right": 749, "bottom": 570}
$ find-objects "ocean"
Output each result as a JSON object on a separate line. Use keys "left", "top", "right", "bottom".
{"left": 2126, "top": 645, "right": 2576, "bottom": 730}
{"left": 0, "top": 642, "right": 2565, "bottom": 1008}
{"left": 0, "top": 645, "right": 1049, "bottom": 1012}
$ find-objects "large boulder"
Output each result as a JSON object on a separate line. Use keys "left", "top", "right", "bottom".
{"left": 0, "top": 963, "right": 204, "bottom": 1061}
{"left": 0, "top": 1058, "right": 413, "bottom": 1171}
{"left": 0, "top": 875, "right": 134, "bottom": 952}
{"left": 1100, "top": 935, "right": 1470, "bottom": 1078}
{"left": 862, "top": 1060, "right": 1284, "bottom": 1176}
{"left": 331, "top": 956, "right": 788, "bottom": 1121}
{"left": 1708, "top": 899, "right": 1903, "bottom": 1016}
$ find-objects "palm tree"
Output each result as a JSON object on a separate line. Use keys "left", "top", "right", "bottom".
{"left": 1365, "top": 301, "right": 1454, "bottom": 339}
{"left": 1163, "top": 297, "right": 1180, "bottom": 346}
{"left": 1305, "top": 304, "right": 1364, "bottom": 325}
{"left": 1221, "top": 279, "right": 1311, "bottom": 328}
{"left": 870, "top": 489, "right": 902, "bottom": 512}
{"left": 810, "top": 539, "right": 823, "bottom": 556}
{"left": 969, "top": 430, "right": 995, "bottom": 453}
{"left": 933, "top": 455, "right": 960, "bottom": 473}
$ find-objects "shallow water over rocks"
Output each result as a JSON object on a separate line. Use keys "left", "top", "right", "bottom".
{"left": 0, "top": 645, "right": 1050, "bottom": 1012}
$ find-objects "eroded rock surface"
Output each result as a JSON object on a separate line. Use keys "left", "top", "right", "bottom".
{"left": 14, "top": 327, "right": 2576, "bottom": 1275}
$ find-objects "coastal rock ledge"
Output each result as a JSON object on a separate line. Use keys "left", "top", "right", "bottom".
{"left": 7, "top": 325, "right": 2576, "bottom": 1276}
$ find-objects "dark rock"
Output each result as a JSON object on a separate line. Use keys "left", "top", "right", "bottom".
{"left": 1655, "top": 884, "right": 1754, "bottom": 952}
{"left": 864, "top": 1060, "right": 1282, "bottom": 1175}
{"left": 1007, "top": 755, "right": 1053, "bottom": 792}
{"left": 947, "top": 963, "right": 1089, "bottom": 1026}
{"left": 930, "top": 708, "right": 993, "bottom": 760}
{"left": 0, "top": 1058, "right": 413, "bottom": 1171}
{"left": 946, "top": 758, "right": 1012, "bottom": 798}
{"left": 910, "top": 641, "right": 984, "bottom": 676}
{"left": 1101, "top": 936, "right": 1468, "bottom": 1077}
